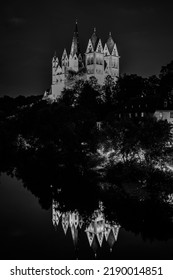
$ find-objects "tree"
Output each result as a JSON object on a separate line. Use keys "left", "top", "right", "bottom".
{"left": 101, "top": 75, "right": 117, "bottom": 105}
{"left": 143, "top": 75, "right": 160, "bottom": 97}
{"left": 139, "top": 116, "right": 173, "bottom": 167}
{"left": 116, "top": 74, "right": 145, "bottom": 103}
{"left": 159, "top": 60, "right": 173, "bottom": 102}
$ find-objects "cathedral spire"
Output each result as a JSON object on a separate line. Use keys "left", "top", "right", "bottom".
{"left": 70, "top": 20, "right": 80, "bottom": 57}
{"left": 75, "top": 18, "right": 78, "bottom": 31}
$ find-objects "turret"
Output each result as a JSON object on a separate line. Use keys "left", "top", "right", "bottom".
{"left": 52, "top": 53, "right": 58, "bottom": 85}
{"left": 61, "top": 48, "right": 68, "bottom": 74}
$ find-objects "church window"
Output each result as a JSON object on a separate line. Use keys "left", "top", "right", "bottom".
{"left": 88, "top": 45, "right": 92, "bottom": 53}
{"left": 98, "top": 45, "right": 101, "bottom": 53}
{"left": 112, "top": 60, "right": 116, "bottom": 68}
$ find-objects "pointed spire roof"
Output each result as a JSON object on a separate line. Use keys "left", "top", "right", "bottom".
{"left": 62, "top": 48, "right": 68, "bottom": 59}
{"left": 106, "top": 32, "right": 115, "bottom": 54}
{"left": 91, "top": 27, "right": 99, "bottom": 51}
{"left": 70, "top": 20, "right": 81, "bottom": 57}
{"left": 52, "top": 51, "right": 57, "bottom": 62}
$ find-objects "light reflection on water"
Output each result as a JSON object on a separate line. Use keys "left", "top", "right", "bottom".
{"left": 0, "top": 173, "right": 173, "bottom": 260}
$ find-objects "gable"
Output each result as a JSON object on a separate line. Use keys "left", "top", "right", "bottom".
{"left": 96, "top": 39, "right": 103, "bottom": 53}
{"left": 111, "top": 44, "right": 118, "bottom": 56}
{"left": 56, "top": 65, "right": 62, "bottom": 74}
{"left": 86, "top": 39, "right": 94, "bottom": 53}
{"left": 103, "top": 44, "right": 110, "bottom": 56}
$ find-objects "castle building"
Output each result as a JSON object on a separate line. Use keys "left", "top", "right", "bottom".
{"left": 44, "top": 21, "right": 120, "bottom": 101}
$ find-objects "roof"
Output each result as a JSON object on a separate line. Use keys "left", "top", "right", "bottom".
{"left": 106, "top": 32, "right": 115, "bottom": 54}
{"left": 91, "top": 28, "right": 99, "bottom": 51}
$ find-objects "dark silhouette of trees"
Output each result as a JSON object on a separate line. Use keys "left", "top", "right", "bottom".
{"left": 1, "top": 60, "right": 173, "bottom": 209}
{"left": 116, "top": 74, "right": 145, "bottom": 101}
{"left": 159, "top": 60, "right": 173, "bottom": 103}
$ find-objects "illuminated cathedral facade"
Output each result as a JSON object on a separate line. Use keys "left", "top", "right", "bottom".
{"left": 44, "top": 21, "right": 120, "bottom": 101}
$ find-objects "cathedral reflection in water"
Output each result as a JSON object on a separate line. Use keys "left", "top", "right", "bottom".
{"left": 52, "top": 200, "right": 120, "bottom": 256}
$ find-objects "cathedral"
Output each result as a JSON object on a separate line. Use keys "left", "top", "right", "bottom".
{"left": 44, "top": 21, "right": 120, "bottom": 101}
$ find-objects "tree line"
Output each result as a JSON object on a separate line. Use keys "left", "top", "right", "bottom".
{"left": 0, "top": 60, "right": 173, "bottom": 202}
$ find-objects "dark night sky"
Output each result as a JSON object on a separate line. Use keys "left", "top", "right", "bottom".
{"left": 1, "top": 0, "right": 173, "bottom": 97}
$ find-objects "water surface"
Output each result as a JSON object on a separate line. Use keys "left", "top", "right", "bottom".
{"left": 0, "top": 173, "right": 173, "bottom": 260}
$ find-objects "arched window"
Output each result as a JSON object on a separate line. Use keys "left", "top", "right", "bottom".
{"left": 87, "top": 58, "right": 90, "bottom": 65}
{"left": 98, "top": 45, "right": 101, "bottom": 53}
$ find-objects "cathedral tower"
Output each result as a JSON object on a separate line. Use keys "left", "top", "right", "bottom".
{"left": 104, "top": 32, "right": 119, "bottom": 80}
{"left": 85, "top": 28, "right": 104, "bottom": 85}
{"left": 51, "top": 54, "right": 64, "bottom": 99}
